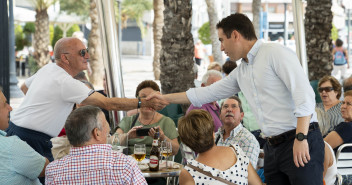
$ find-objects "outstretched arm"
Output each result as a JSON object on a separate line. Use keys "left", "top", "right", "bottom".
{"left": 81, "top": 92, "right": 168, "bottom": 111}
{"left": 146, "top": 91, "right": 190, "bottom": 104}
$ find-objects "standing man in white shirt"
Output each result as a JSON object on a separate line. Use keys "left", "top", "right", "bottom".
{"left": 147, "top": 13, "right": 324, "bottom": 185}
{"left": 7, "top": 37, "right": 168, "bottom": 163}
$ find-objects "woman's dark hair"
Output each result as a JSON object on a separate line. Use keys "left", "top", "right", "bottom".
{"left": 135, "top": 80, "right": 160, "bottom": 97}
{"left": 222, "top": 61, "right": 237, "bottom": 75}
{"left": 178, "top": 110, "right": 214, "bottom": 153}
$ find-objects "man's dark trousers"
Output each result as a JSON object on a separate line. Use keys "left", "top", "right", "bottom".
{"left": 264, "top": 128, "right": 324, "bottom": 185}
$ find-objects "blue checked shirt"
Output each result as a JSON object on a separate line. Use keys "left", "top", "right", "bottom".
{"left": 215, "top": 124, "right": 260, "bottom": 169}
{"left": 0, "top": 130, "right": 45, "bottom": 185}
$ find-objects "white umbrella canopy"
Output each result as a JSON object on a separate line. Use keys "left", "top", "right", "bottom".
{"left": 14, "top": 6, "right": 36, "bottom": 23}
{"left": 14, "top": 5, "right": 88, "bottom": 37}
{"left": 14, "top": 6, "right": 87, "bottom": 24}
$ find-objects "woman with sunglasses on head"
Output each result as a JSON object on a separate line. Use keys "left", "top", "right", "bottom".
{"left": 315, "top": 75, "right": 344, "bottom": 137}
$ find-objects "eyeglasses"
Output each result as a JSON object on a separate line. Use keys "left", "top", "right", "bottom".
{"left": 318, "top": 87, "right": 334, "bottom": 93}
{"left": 62, "top": 48, "right": 89, "bottom": 58}
{"left": 78, "top": 48, "right": 89, "bottom": 57}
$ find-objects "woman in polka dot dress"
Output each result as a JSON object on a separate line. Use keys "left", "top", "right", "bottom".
{"left": 178, "top": 110, "right": 262, "bottom": 185}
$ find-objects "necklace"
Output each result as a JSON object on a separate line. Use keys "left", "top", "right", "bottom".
{"left": 139, "top": 111, "right": 156, "bottom": 125}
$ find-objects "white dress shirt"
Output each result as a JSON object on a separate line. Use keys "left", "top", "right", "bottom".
{"left": 187, "top": 40, "right": 317, "bottom": 137}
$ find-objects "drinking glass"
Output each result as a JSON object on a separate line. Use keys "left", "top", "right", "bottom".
{"left": 134, "top": 144, "right": 146, "bottom": 165}
{"left": 108, "top": 133, "right": 128, "bottom": 154}
{"left": 161, "top": 141, "right": 172, "bottom": 168}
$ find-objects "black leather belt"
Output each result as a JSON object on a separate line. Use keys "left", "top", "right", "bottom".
{"left": 267, "top": 122, "right": 319, "bottom": 146}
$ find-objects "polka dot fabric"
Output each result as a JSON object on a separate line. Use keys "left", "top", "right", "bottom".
{"left": 184, "top": 144, "right": 249, "bottom": 185}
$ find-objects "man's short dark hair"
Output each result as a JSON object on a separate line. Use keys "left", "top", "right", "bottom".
{"left": 216, "top": 13, "right": 257, "bottom": 41}
{"left": 222, "top": 61, "right": 237, "bottom": 75}
{"left": 65, "top": 106, "right": 102, "bottom": 146}
{"left": 221, "top": 96, "right": 243, "bottom": 113}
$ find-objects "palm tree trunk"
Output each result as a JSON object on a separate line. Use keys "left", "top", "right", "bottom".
{"left": 205, "top": 0, "right": 222, "bottom": 64}
{"left": 305, "top": 0, "right": 333, "bottom": 81}
{"left": 152, "top": 0, "right": 164, "bottom": 80}
{"left": 160, "top": 0, "right": 194, "bottom": 95}
{"left": 252, "top": 0, "right": 261, "bottom": 38}
{"left": 88, "top": 0, "right": 104, "bottom": 87}
{"left": 34, "top": 9, "right": 50, "bottom": 67}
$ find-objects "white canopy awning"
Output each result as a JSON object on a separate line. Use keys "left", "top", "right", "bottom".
{"left": 14, "top": 7, "right": 86, "bottom": 24}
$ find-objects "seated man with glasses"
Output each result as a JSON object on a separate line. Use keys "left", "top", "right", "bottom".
{"left": 8, "top": 37, "right": 168, "bottom": 163}
{"left": 45, "top": 106, "right": 147, "bottom": 185}
{"left": 315, "top": 75, "right": 344, "bottom": 137}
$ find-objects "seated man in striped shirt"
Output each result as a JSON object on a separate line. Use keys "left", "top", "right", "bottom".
{"left": 215, "top": 96, "right": 260, "bottom": 168}
{"left": 45, "top": 106, "right": 147, "bottom": 185}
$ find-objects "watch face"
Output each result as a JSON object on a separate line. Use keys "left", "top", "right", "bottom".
{"left": 296, "top": 133, "right": 305, "bottom": 141}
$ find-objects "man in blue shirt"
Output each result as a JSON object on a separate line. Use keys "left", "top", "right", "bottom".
{"left": 147, "top": 13, "right": 324, "bottom": 185}
{"left": 0, "top": 88, "right": 49, "bottom": 185}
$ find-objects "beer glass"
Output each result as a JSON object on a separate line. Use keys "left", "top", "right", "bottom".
{"left": 134, "top": 144, "right": 146, "bottom": 165}
{"left": 161, "top": 141, "right": 172, "bottom": 168}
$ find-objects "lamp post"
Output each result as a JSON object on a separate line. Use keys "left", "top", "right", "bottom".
{"left": 292, "top": 0, "right": 308, "bottom": 75}
{"left": 116, "top": 0, "right": 122, "bottom": 59}
{"left": 0, "top": 0, "right": 9, "bottom": 99}
{"left": 9, "top": 0, "right": 24, "bottom": 98}
{"left": 96, "top": 0, "right": 126, "bottom": 129}
{"left": 343, "top": 0, "right": 352, "bottom": 63}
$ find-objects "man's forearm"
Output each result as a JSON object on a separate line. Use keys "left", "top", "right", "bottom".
{"left": 164, "top": 92, "right": 190, "bottom": 104}
{"left": 296, "top": 116, "right": 311, "bottom": 135}
{"left": 84, "top": 92, "right": 166, "bottom": 111}
{"left": 107, "top": 97, "right": 140, "bottom": 111}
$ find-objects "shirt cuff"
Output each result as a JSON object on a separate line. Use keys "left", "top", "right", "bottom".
{"left": 186, "top": 88, "right": 203, "bottom": 107}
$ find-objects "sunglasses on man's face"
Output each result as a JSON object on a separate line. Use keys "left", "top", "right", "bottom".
{"left": 78, "top": 48, "right": 89, "bottom": 57}
{"left": 318, "top": 87, "right": 334, "bottom": 93}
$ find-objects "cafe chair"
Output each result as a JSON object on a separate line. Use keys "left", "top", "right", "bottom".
{"left": 336, "top": 173, "right": 343, "bottom": 185}
{"left": 335, "top": 143, "right": 352, "bottom": 185}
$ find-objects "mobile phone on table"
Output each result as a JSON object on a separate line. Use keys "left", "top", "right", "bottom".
{"left": 136, "top": 128, "right": 151, "bottom": 136}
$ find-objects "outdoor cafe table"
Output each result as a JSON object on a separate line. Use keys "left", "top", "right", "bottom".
{"left": 131, "top": 156, "right": 183, "bottom": 185}
{"left": 141, "top": 163, "right": 183, "bottom": 178}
